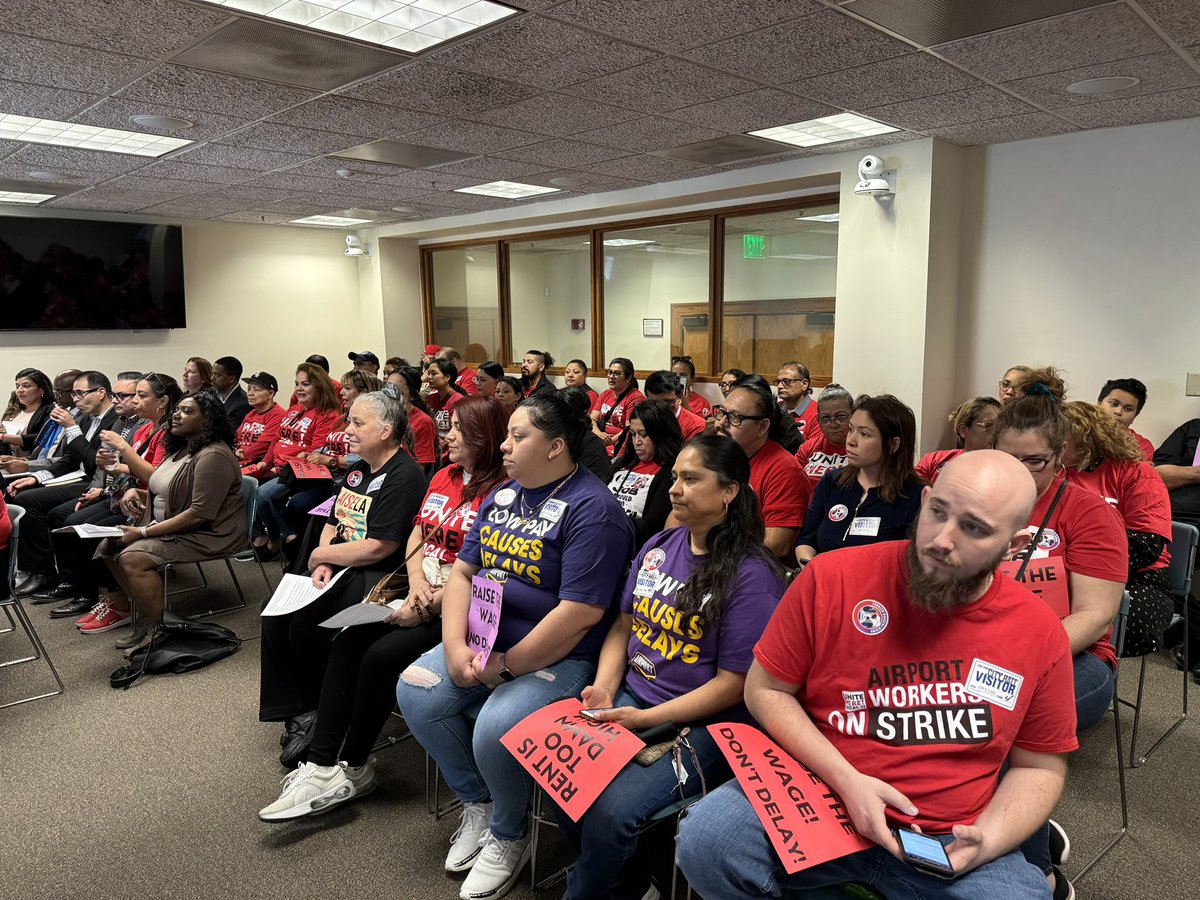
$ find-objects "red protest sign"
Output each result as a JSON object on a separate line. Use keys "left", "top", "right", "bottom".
{"left": 501, "top": 699, "right": 645, "bottom": 822}
{"left": 998, "top": 557, "right": 1070, "bottom": 617}
{"left": 286, "top": 458, "right": 332, "bottom": 480}
{"left": 708, "top": 722, "right": 871, "bottom": 874}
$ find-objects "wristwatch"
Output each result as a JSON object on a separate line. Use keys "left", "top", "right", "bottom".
{"left": 497, "top": 653, "right": 516, "bottom": 683}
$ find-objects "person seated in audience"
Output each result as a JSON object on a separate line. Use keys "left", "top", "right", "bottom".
{"left": 591, "top": 357, "right": 645, "bottom": 456}
{"left": 348, "top": 350, "right": 380, "bottom": 376}
{"left": 643, "top": 370, "right": 706, "bottom": 441}
{"left": 776, "top": 360, "right": 818, "bottom": 440}
{"left": 670, "top": 355, "right": 712, "bottom": 419}
{"left": 677, "top": 451, "right": 1078, "bottom": 900}
{"left": 1062, "top": 398, "right": 1174, "bottom": 655}
{"left": 474, "top": 361, "right": 506, "bottom": 399}
{"left": 916, "top": 396, "right": 1001, "bottom": 483}
{"left": 382, "top": 356, "right": 409, "bottom": 377}
{"left": 437, "top": 347, "right": 478, "bottom": 395}
{"left": 1097, "top": 377, "right": 1154, "bottom": 461}
{"left": 211, "top": 356, "right": 251, "bottom": 429}
{"left": 560, "top": 435, "right": 785, "bottom": 900}
{"left": 495, "top": 376, "right": 524, "bottom": 413}
{"left": 713, "top": 375, "right": 810, "bottom": 562}
{"left": 795, "top": 394, "right": 923, "bottom": 566}
{"left": 608, "top": 399, "right": 684, "bottom": 546}
{"left": 234, "top": 372, "right": 285, "bottom": 474}
{"left": 564, "top": 358, "right": 597, "bottom": 402}
{"left": 386, "top": 368, "right": 438, "bottom": 473}
{"left": 397, "top": 394, "right": 635, "bottom": 900}
{"left": 249, "top": 363, "right": 342, "bottom": 560}
{"left": 288, "top": 355, "right": 342, "bottom": 406}
{"left": 258, "top": 396, "right": 507, "bottom": 818}
{"left": 795, "top": 383, "right": 853, "bottom": 488}
{"left": 0, "top": 368, "right": 55, "bottom": 457}
{"left": 97, "top": 392, "right": 247, "bottom": 651}
{"left": 424, "top": 358, "right": 468, "bottom": 451}
{"left": 8, "top": 371, "right": 119, "bottom": 599}
{"left": 719, "top": 367, "right": 746, "bottom": 399}
{"left": 0, "top": 370, "right": 81, "bottom": 475}
{"left": 260, "top": 391, "right": 427, "bottom": 766}
{"left": 181, "top": 356, "right": 214, "bottom": 396}
{"left": 559, "top": 386, "right": 613, "bottom": 481}
{"left": 422, "top": 344, "right": 441, "bottom": 370}
{"left": 999, "top": 363, "right": 1032, "bottom": 404}
{"left": 519, "top": 349, "right": 556, "bottom": 399}
{"left": 1152, "top": 414, "right": 1200, "bottom": 678}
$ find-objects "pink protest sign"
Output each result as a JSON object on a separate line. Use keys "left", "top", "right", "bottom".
{"left": 309, "top": 496, "right": 335, "bottom": 517}
{"left": 467, "top": 573, "right": 503, "bottom": 668}
{"left": 501, "top": 699, "right": 646, "bottom": 822}
{"left": 708, "top": 722, "right": 871, "bottom": 874}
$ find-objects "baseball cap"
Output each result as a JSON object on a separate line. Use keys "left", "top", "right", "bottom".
{"left": 349, "top": 350, "right": 380, "bottom": 366}
{"left": 242, "top": 372, "right": 278, "bottom": 392}
{"left": 424, "top": 344, "right": 442, "bottom": 356}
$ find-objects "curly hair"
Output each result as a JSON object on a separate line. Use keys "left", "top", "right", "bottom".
{"left": 1062, "top": 400, "right": 1142, "bottom": 469}
{"left": 1014, "top": 366, "right": 1067, "bottom": 401}
{"left": 164, "top": 390, "right": 234, "bottom": 455}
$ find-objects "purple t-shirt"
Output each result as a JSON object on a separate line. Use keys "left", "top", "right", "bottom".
{"left": 620, "top": 527, "right": 784, "bottom": 716}
{"left": 458, "top": 467, "right": 635, "bottom": 661}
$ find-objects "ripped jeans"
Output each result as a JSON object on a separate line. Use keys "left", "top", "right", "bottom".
{"left": 396, "top": 643, "right": 595, "bottom": 842}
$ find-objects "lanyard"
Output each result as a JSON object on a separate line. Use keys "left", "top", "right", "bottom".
{"left": 1012, "top": 479, "right": 1067, "bottom": 581}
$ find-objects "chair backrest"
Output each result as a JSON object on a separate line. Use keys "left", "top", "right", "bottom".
{"left": 3, "top": 505, "right": 26, "bottom": 598}
{"left": 240, "top": 476, "right": 259, "bottom": 535}
{"left": 1167, "top": 521, "right": 1198, "bottom": 599}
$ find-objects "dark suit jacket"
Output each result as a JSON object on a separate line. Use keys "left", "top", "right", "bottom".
{"left": 15, "top": 403, "right": 54, "bottom": 453}
{"left": 222, "top": 386, "right": 252, "bottom": 430}
{"left": 49, "top": 406, "right": 120, "bottom": 478}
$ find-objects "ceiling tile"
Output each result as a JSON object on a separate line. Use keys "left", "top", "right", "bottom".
{"left": 268, "top": 96, "right": 444, "bottom": 139}
{"left": 927, "top": 112, "right": 1078, "bottom": 146}
{"left": 670, "top": 89, "right": 839, "bottom": 134}
{"left": 46, "top": 188, "right": 183, "bottom": 212}
{"left": 1138, "top": 0, "right": 1200, "bottom": 46}
{"left": 718, "top": 149, "right": 819, "bottom": 170}
{"left": 139, "top": 197, "right": 250, "bottom": 217}
{"left": 219, "top": 123, "right": 355, "bottom": 156}
{"left": 547, "top": 0, "right": 824, "bottom": 52}
{"left": 373, "top": 169, "right": 482, "bottom": 192}
{"left": 72, "top": 98, "right": 243, "bottom": 142}
{"left": 140, "top": 159, "right": 258, "bottom": 184}
{"left": 572, "top": 117, "right": 723, "bottom": 153}
{"left": 0, "top": 79, "right": 101, "bottom": 120}
{"left": 170, "top": 143, "right": 312, "bottom": 172}
{"left": 844, "top": 0, "right": 1115, "bottom": 46}
{"left": 0, "top": 34, "right": 146, "bottom": 95}
{"left": 204, "top": 184, "right": 312, "bottom": 204}
{"left": 215, "top": 210, "right": 336, "bottom": 225}
{"left": 426, "top": 156, "right": 553, "bottom": 181}
{"left": 1055, "top": 85, "right": 1200, "bottom": 129}
{"left": 402, "top": 190, "right": 514, "bottom": 211}
{"left": 685, "top": 9, "right": 911, "bottom": 85}
{"left": 116, "top": 65, "right": 318, "bottom": 120}
{"left": 101, "top": 175, "right": 215, "bottom": 196}
{"left": 397, "top": 121, "right": 545, "bottom": 154}
{"left": 1, "top": 145, "right": 152, "bottom": 177}
{"left": 520, "top": 169, "right": 648, "bottom": 192}
{"left": 934, "top": 4, "right": 1168, "bottom": 83}
{"left": 1003, "top": 50, "right": 1200, "bottom": 108}
{"left": 469, "top": 92, "right": 641, "bottom": 137}
{"left": 275, "top": 158, "right": 410, "bottom": 181}
{"left": 563, "top": 58, "right": 759, "bottom": 114}
{"left": 426, "top": 17, "right": 658, "bottom": 88}
{"left": 343, "top": 63, "right": 541, "bottom": 117}
{"left": 803, "top": 130, "right": 924, "bottom": 155}
{"left": 863, "top": 86, "right": 1037, "bottom": 131}
{"left": 786, "top": 52, "right": 983, "bottom": 108}
{"left": 0, "top": 0, "right": 229, "bottom": 58}
{"left": 494, "top": 138, "right": 627, "bottom": 168}
{"left": 579, "top": 154, "right": 724, "bottom": 182}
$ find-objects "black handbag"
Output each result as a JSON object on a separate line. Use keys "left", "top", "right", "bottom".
{"left": 110, "top": 611, "right": 241, "bottom": 689}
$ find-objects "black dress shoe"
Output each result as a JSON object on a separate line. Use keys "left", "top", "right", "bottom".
{"left": 280, "top": 711, "right": 318, "bottom": 769}
{"left": 16, "top": 574, "right": 58, "bottom": 600}
{"left": 32, "top": 581, "right": 81, "bottom": 602}
{"left": 49, "top": 596, "right": 95, "bottom": 618}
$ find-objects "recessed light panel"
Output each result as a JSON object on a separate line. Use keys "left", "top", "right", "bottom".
{"left": 455, "top": 180, "right": 561, "bottom": 199}
{"left": 749, "top": 113, "right": 899, "bottom": 149}
{"left": 202, "top": 0, "right": 517, "bottom": 53}
{"left": 290, "top": 214, "right": 374, "bottom": 226}
{"left": 0, "top": 115, "right": 194, "bottom": 157}
{"left": 796, "top": 213, "right": 840, "bottom": 223}
{"left": 0, "top": 190, "right": 56, "bottom": 205}
{"left": 1066, "top": 76, "right": 1140, "bottom": 95}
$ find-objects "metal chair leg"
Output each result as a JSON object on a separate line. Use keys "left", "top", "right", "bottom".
{"left": 1075, "top": 666, "right": 1129, "bottom": 880}
{"left": 0, "top": 597, "right": 65, "bottom": 709}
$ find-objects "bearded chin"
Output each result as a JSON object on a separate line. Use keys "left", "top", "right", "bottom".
{"left": 906, "top": 541, "right": 1005, "bottom": 613}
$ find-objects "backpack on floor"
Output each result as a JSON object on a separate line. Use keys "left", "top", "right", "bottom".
{"left": 110, "top": 611, "right": 241, "bottom": 689}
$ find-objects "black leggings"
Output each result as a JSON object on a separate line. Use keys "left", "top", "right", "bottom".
{"left": 307, "top": 619, "right": 440, "bottom": 767}
{"left": 1123, "top": 568, "right": 1175, "bottom": 656}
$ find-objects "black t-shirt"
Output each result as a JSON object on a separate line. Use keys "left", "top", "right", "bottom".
{"left": 326, "top": 449, "right": 427, "bottom": 570}
{"left": 1154, "top": 418, "right": 1200, "bottom": 523}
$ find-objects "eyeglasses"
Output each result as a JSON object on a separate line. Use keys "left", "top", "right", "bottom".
{"left": 998, "top": 379, "right": 1016, "bottom": 391}
{"left": 607, "top": 370, "right": 628, "bottom": 378}
{"left": 112, "top": 392, "right": 136, "bottom": 401}
{"left": 712, "top": 407, "right": 768, "bottom": 427}
{"left": 70, "top": 387, "right": 102, "bottom": 399}
{"left": 773, "top": 377, "right": 800, "bottom": 388}
{"left": 818, "top": 412, "right": 852, "bottom": 426}
{"left": 1013, "top": 454, "right": 1057, "bottom": 472}
{"left": 718, "top": 382, "right": 736, "bottom": 394}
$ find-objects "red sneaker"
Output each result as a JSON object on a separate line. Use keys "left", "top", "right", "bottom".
{"left": 76, "top": 601, "right": 108, "bottom": 629}
{"left": 79, "top": 602, "right": 132, "bottom": 634}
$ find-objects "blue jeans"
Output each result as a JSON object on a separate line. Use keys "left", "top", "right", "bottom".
{"left": 1074, "top": 650, "right": 1114, "bottom": 732}
{"left": 254, "top": 477, "right": 293, "bottom": 540}
{"left": 676, "top": 781, "right": 1051, "bottom": 899}
{"left": 396, "top": 643, "right": 595, "bottom": 842}
{"left": 553, "top": 686, "right": 728, "bottom": 900}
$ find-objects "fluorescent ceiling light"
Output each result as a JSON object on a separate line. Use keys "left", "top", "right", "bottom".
{"left": 203, "top": 0, "right": 517, "bottom": 53}
{"left": 455, "top": 180, "right": 561, "bottom": 199}
{"left": 0, "top": 190, "right": 55, "bottom": 205}
{"left": 582, "top": 239, "right": 658, "bottom": 247}
{"left": 796, "top": 213, "right": 840, "bottom": 223}
{"left": 0, "top": 114, "right": 194, "bottom": 157}
{"left": 749, "top": 113, "right": 899, "bottom": 148}
{"left": 290, "top": 214, "right": 374, "bottom": 226}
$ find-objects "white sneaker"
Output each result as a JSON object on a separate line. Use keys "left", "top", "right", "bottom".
{"left": 445, "top": 801, "right": 492, "bottom": 873}
{"left": 458, "top": 829, "right": 531, "bottom": 900}
{"left": 258, "top": 761, "right": 354, "bottom": 821}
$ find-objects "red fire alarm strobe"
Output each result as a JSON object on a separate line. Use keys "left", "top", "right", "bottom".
{"left": 570, "top": 319, "right": 586, "bottom": 331}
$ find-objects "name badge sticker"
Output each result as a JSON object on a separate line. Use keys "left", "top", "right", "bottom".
{"left": 367, "top": 474, "right": 387, "bottom": 493}
{"left": 421, "top": 493, "right": 449, "bottom": 517}
{"left": 848, "top": 516, "right": 881, "bottom": 537}
{"left": 634, "top": 568, "right": 659, "bottom": 598}
{"left": 541, "top": 498, "right": 567, "bottom": 523}
{"left": 965, "top": 658, "right": 1024, "bottom": 711}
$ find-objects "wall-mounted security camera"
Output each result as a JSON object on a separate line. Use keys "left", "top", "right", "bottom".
{"left": 345, "top": 234, "right": 370, "bottom": 257}
{"left": 854, "top": 155, "right": 894, "bottom": 197}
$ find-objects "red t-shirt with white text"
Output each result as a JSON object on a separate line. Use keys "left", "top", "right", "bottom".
{"left": 783, "top": 399, "right": 819, "bottom": 440}
{"left": 234, "top": 404, "right": 286, "bottom": 466}
{"left": 795, "top": 431, "right": 848, "bottom": 488}
{"left": 457, "top": 367, "right": 479, "bottom": 396}
{"left": 262, "top": 404, "right": 341, "bottom": 473}
{"left": 1067, "top": 458, "right": 1171, "bottom": 571}
{"left": 592, "top": 389, "right": 646, "bottom": 454}
{"left": 685, "top": 392, "right": 712, "bottom": 419}
{"left": 427, "top": 391, "right": 463, "bottom": 447}
{"left": 415, "top": 466, "right": 484, "bottom": 565}
{"left": 748, "top": 439, "right": 811, "bottom": 530}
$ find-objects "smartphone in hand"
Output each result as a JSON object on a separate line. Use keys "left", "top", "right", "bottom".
{"left": 579, "top": 708, "right": 616, "bottom": 722}
{"left": 894, "top": 828, "right": 955, "bottom": 880}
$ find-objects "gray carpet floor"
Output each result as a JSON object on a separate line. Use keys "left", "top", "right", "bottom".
{"left": 1, "top": 561, "right": 1196, "bottom": 900}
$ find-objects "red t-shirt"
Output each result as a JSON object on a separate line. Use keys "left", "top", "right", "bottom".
{"left": 321, "top": 426, "right": 352, "bottom": 459}
{"left": 916, "top": 448, "right": 963, "bottom": 485}
{"left": 748, "top": 439, "right": 811, "bottom": 530}
{"left": 127, "top": 424, "right": 168, "bottom": 487}
{"left": 676, "top": 406, "right": 706, "bottom": 441}
{"left": 1022, "top": 476, "right": 1127, "bottom": 668}
{"left": 783, "top": 398, "right": 819, "bottom": 441}
{"left": 262, "top": 404, "right": 341, "bottom": 473}
{"left": 685, "top": 392, "right": 712, "bottom": 419}
{"left": 415, "top": 466, "right": 485, "bottom": 566}
{"left": 1130, "top": 429, "right": 1154, "bottom": 462}
{"left": 755, "top": 540, "right": 1078, "bottom": 833}
{"left": 288, "top": 379, "right": 341, "bottom": 408}
{"left": 1067, "top": 458, "right": 1171, "bottom": 571}
{"left": 592, "top": 388, "right": 647, "bottom": 454}
{"left": 795, "top": 431, "right": 848, "bottom": 488}
{"left": 457, "top": 367, "right": 479, "bottom": 396}
{"left": 0, "top": 496, "right": 11, "bottom": 553}
{"left": 234, "top": 404, "right": 286, "bottom": 465}
{"left": 409, "top": 407, "right": 438, "bottom": 465}
{"left": 427, "top": 391, "right": 464, "bottom": 446}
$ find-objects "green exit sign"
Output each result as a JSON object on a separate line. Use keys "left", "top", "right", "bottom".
{"left": 743, "top": 234, "right": 766, "bottom": 258}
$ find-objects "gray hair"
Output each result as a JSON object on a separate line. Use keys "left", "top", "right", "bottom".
{"left": 352, "top": 390, "right": 408, "bottom": 444}
{"left": 817, "top": 383, "right": 853, "bottom": 407}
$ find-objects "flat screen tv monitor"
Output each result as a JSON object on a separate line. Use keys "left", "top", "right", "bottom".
{"left": 0, "top": 215, "right": 185, "bottom": 330}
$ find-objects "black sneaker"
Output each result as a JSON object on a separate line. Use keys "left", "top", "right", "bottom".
{"left": 1048, "top": 819, "right": 1070, "bottom": 866}
{"left": 1051, "top": 864, "right": 1075, "bottom": 900}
